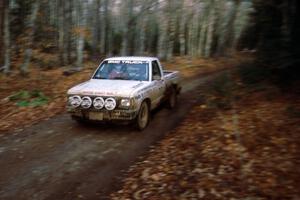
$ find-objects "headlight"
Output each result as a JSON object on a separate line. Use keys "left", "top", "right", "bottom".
{"left": 104, "top": 97, "right": 116, "bottom": 110}
{"left": 81, "top": 96, "right": 92, "bottom": 108}
{"left": 93, "top": 97, "right": 105, "bottom": 109}
{"left": 120, "top": 98, "right": 131, "bottom": 108}
{"left": 69, "top": 95, "right": 82, "bottom": 108}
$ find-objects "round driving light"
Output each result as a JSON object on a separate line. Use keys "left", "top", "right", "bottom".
{"left": 93, "top": 97, "right": 105, "bottom": 109}
{"left": 81, "top": 96, "right": 92, "bottom": 108}
{"left": 104, "top": 97, "right": 116, "bottom": 110}
{"left": 69, "top": 95, "right": 82, "bottom": 108}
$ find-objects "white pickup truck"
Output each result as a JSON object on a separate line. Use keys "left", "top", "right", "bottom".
{"left": 67, "top": 57, "right": 181, "bottom": 130}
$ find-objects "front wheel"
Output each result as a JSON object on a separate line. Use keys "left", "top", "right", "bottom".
{"left": 71, "top": 115, "right": 86, "bottom": 125}
{"left": 135, "top": 101, "right": 150, "bottom": 131}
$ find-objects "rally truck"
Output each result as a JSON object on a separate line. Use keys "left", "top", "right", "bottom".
{"left": 67, "top": 57, "right": 181, "bottom": 130}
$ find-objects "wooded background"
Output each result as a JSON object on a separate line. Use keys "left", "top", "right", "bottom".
{"left": 0, "top": 0, "right": 299, "bottom": 75}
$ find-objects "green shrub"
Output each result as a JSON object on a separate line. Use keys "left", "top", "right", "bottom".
{"left": 9, "top": 90, "right": 49, "bottom": 107}
{"left": 9, "top": 90, "right": 31, "bottom": 101}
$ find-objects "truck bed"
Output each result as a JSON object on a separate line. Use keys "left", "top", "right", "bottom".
{"left": 163, "top": 70, "right": 174, "bottom": 75}
{"left": 163, "top": 70, "right": 181, "bottom": 89}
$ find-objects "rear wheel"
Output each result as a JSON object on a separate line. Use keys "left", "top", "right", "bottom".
{"left": 135, "top": 101, "right": 150, "bottom": 131}
{"left": 167, "top": 87, "right": 177, "bottom": 109}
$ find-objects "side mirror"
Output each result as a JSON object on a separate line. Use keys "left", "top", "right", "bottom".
{"left": 152, "top": 75, "right": 161, "bottom": 81}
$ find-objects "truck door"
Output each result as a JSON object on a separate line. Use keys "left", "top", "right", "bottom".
{"left": 151, "top": 60, "right": 166, "bottom": 108}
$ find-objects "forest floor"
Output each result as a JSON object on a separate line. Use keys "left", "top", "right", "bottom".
{"left": 0, "top": 54, "right": 246, "bottom": 133}
{"left": 0, "top": 54, "right": 299, "bottom": 199}
{"left": 111, "top": 65, "right": 300, "bottom": 199}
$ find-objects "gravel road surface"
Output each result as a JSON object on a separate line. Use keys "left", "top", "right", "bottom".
{"left": 0, "top": 73, "right": 217, "bottom": 200}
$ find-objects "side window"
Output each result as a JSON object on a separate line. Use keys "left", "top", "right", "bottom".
{"left": 152, "top": 61, "right": 161, "bottom": 80}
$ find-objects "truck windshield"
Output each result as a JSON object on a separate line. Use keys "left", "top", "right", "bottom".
{"left": 93, "top": 60, "right": 149, "bottom": 81}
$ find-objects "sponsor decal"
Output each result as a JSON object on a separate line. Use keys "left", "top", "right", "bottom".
{"left": 107, "top": 60, "right": 147, "bottom": 64}
{"left": 80, "top": 91, "right": 120, "bottom": 96}
{"left": 107, "top": 60, "right": 121, "bottom": 64}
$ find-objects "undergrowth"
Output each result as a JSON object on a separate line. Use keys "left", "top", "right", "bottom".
{"left": 9, "top": 90, "right": 49, "bottom": 107}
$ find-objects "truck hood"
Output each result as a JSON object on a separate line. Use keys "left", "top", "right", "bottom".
{"left": 67, "top": 79, "right": 148, "bottom": 97}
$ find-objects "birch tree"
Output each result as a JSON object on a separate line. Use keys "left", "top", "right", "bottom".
{"left": 0, "top": 0, "right": 4, "bottom": 66}
{"left": 75, "top": 0, "right": 87, "bottom": 70}
{"left": 58, "top": 0, "right": 66, "bottom": 65}
{"left": 20, "top": 0, "right": 40, "bottom": 75}
{"left": 100, "top": 0, "right": 109, "bottom": 54}
{"left": 233, "top": 1, "right": 251, "bottom": 48}
{"left": 216, "top": 1, "right": 230, "bottom": 55}
{"left": 3, "top": 0, "right": 10, "bottom": 74}
{"left": 0, "top": 0, "right": 254, "bottom": 76}
{"left": 204, "top": 0, "right": 216, "bottom": 57}
{"left": 121, "top": 0, "right": 134, "bottom": 56}
{"left": 166, "top": 0, "right": 176, "bottom": 60}
{"left": 65, "top": 0, "right": 74, "bottom": 63}
{"left": 137, "top": 1, "right": 148, "bottom": 56}
{"left": 178, "top": 1, "right": 186, "bottom": 56}
{"left": 222, "top": 0, "right": 241, "bottom": 55}
{"left": 91, "top": 0, "right": 102, "bottom": 54}
{"left": 157, "top": 1, "right": 168, "bottom": 60}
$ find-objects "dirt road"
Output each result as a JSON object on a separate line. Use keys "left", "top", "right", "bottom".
{"left": 0, "top": 73, "right": 215, "bottom": 200}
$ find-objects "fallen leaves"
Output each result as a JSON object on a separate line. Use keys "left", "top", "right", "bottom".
{"left": 111, "top": 77, "right": 300, "bottom": 199}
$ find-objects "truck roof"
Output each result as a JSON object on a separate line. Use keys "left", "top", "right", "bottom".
{"left": 105, "top": 56, "right": 158, "bottom": 62}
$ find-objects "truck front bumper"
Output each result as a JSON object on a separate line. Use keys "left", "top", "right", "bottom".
{"left": 67, "top": 107, "right": 138, "bottom": 121}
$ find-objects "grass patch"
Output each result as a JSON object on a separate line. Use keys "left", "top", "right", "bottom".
{"left": 9, "top": 90, "right": 49, "bottom": 107}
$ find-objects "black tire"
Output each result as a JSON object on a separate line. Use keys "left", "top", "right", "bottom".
{"left": 71, "top": 115, "right": 86, "bottom": 124}
{"left": 167, "top": 87, "right": 177, "bottom": 109}
{"left": 135, "top": 101, "right": 150, "bottom": 131}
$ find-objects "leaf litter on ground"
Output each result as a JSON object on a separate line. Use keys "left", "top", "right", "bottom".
{"left": 110, "top": 67, "right": 300, "bottom": 200}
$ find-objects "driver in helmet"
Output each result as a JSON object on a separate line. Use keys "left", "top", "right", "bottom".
{"left": 109, "top": 64, "right": 128, "bottom": 79}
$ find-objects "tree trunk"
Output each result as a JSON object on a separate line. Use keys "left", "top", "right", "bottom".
{"left": 204, "top": 1, "right": 216, "bottom": 57}
{"left": 138, "top": 1, "right": 148, "bottom": 56}
{"left": 0, "top": 0, "right": 4, "bottom": 66}
{"left": 138, "top": 20, "right": 146, "bottom": 55}
{"left": 20, "top": 0, "right": 40, "bottom": 75}
{"left": 216, "top": 0, "right": 228, "bottom": 55}
{"left": 121, "top": 24, "right": 128, "bottom": 56}
{"left": 92, "top": 0, "right": 101, "bottom": 55}
{"left": 3, "top": 0, "right": 10, "bottom": 74}
{"left": 222, "top": 0, "right": 241, "bottom": 54}
{"left": 198, "top": 2, "right": 210, "bottom": 57}
{"left": 190, "top": 11, "right": 198, "bottom": 57}
{"left": 100, "top": 0, "right": 106, "bottom": 55}
{"left": 76, "top": 35, "right": 84, "bottom": 69}
{"left": 75, "top": 0, "right": 86, "bottom": 70}
{"left": 63, "top": 0, "right": 70, "bottom": 64}
{"left": 166, "top": 0, "right": 176, "bottom": 60}
{"left": 67, "top": 0, "right": 74, "bottom": 63}
{"left": 58, "top": 0, "right": 65, "bottom": 65}
{"left": 157, "top": 19, "right": 167, "bottom": 60}
{"left": 121, "top": 0, "right": 133, "bottom": 56}
{"left": 232, "top": 1, "right": 250, "bottom": 49}
{"left": 179, "top": 4, "right": 186, "bottom": 56}
{"left": 157, "top": 1, "right": 168, "bottom": 60}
